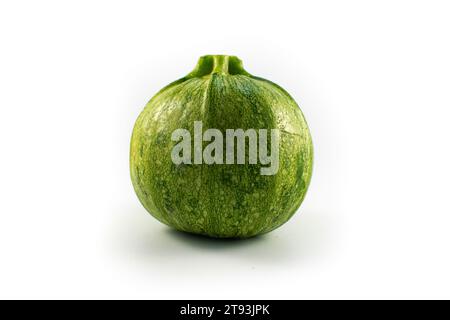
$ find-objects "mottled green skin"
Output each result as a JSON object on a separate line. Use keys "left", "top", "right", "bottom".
{"left": 130, "top": 55, "right": 313, "bottom": 238}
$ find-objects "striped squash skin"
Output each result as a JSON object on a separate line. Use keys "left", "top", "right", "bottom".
{"left": 130, "top": 55, "right": 313, "bottom": 238}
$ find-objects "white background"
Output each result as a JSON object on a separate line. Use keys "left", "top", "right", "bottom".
{"left": 1, "top": 0, "right": 449, "bottom": 299}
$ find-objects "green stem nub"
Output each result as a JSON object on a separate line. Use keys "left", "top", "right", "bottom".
{"left": 188, "top": 55, "right": 250, "bottom": 78}
{"left": 212, "top": 55, "right": 229, "bottom": 74}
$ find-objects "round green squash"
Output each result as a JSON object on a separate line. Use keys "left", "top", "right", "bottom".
{"left": 130, "top": 55, "right": 313, "bottom": 238}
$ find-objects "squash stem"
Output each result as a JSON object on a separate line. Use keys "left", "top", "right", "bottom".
{"left": 212, "top": 55, "right": 229, "bottom": 74}
{"left": 187, "top": 55, "right": 250, "bottom": 78}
